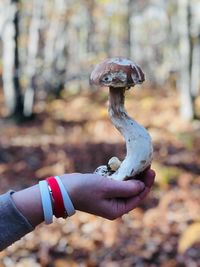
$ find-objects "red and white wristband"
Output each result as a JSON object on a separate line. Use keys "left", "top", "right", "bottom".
{"left": 39, "top": 176, "right": 76, "bottom": 224}
{"left": 46, "top": 176, "right": 65, "bottom": 218}
{"left": 54, "top": 176, "right": 76, "bottom": 217}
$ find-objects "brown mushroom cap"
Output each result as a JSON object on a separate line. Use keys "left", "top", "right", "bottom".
{"left": 90, "top": 57, "right": 145, "bottom": 88}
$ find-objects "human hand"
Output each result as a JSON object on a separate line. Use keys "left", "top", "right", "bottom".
{"left": 60, "top": 169, "right": 155, "bottom": 220}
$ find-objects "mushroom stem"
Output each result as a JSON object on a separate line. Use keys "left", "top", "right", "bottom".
{"left": 108, "top": 87, "right": 153, "bottom": 181}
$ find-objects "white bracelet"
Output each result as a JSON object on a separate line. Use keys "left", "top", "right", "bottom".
{"left": 54, "top": 176, "right": 76, "bottom": 217}
{"left": 39, "top": 180, "right": 53, "bottom": 224}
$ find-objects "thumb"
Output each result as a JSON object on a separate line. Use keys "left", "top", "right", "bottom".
{"left": 104, "top": 179, "right": 145, "bottom": 198}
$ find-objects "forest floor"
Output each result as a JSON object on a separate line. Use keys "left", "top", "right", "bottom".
{"left": 0, "top": 87, "right": 200, "bottom": 267}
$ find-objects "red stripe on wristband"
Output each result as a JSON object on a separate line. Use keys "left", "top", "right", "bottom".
{"left": 46, "top": 176, "right": 65, "bottom": 218}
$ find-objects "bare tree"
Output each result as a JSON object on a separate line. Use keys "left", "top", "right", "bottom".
{"left": 177, "top": 0, "right": 199, "bottom": 120}
{"left": 43, "top": 0, "right": 68, "bottom": 95}
{"left": 23, "top": 0, "right": 44, "bottom": 117}
{"left": 0, "top": 0, "right": 199, "bottom": 122}
{"left": 190, "top": 1, "right": 200, "bottom": 102}
{"left": 2, "top": 0, "right": 23, "bottom": 118}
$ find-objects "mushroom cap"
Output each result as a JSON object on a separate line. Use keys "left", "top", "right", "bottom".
{"left": 90, "top": 57, "right": 145, "bottom": 88}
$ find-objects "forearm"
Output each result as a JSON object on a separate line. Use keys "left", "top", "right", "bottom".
{"left": 12, "top": 184, "right": 44, "bottom": 227}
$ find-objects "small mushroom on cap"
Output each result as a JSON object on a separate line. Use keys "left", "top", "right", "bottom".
{"left": 90, "top": 57, "right": 153, "bottom": 181}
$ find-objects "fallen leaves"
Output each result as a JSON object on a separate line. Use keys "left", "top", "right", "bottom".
{"left": 0, "top": 89, "right": 200, "bottom": 266}
{"left": 178, "top": 222, "right": 200, "bottom": 254}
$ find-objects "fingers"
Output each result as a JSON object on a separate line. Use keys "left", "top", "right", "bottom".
{"left": 122, "top": 187, "right": 150, "bottom": 214}
{"left": 136, "top": 169, "right": 156, "bottom": 187}
{"left": 140, "top": 169, "right": 155, "bottom": 188}
{"left": 104, "top": 168, "right": 155, "bottom": 198}
{"left": 106, "top": 188, "right": 150, "bottom": 220}
{"left": 120, "top": 196, "right": 145, "bottom": 215}
{"left": 108, "top": 188, "right": 150, "bottom": 219}
{"left": 104, "top": 179, "right": 145, "bottom": 198}
{"left": 123, "top": 172, "right": 155, "bottom": 213}
{"left": 107, "top": 169, "right": 155, "bottom": 218}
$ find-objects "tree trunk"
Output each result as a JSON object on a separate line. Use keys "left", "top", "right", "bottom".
{"left": 190, "top": 34, "right": 200, "bottom": 101}
{"left": 124, "top": 0, "right": 132, "bottom": 58}
{"left": 0, "top": 1, "right": 5, "bottom": 37}
{"left": 86, "top": 0, "right": 96, "bottom": 53}
{"left": 44, "top": 0, "right": 67, "bottom": 95}
{"left": 178, "top": 0, "right": 194, "bottom": 120}
{"left": 23, "top": 0, "right": 43, "bottom": 117}
{"left": 2, "top": 0, "right": 23, "bottom": 117}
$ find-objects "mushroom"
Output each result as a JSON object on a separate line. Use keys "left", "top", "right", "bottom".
{"left": 90, "top": 57, "right": 153, "bottom": 181}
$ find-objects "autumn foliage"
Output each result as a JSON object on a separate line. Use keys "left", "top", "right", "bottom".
{"left": 0, "top": 87, "right": 200, "bottom": 266}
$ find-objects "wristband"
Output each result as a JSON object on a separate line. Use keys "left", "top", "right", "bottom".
{"left": 47, "top": 176, "right": 65, "bottom": 218}
{"left": 54, "top": 176, "right": 76, "bottom": 217}
{"left": 39, "top": 180, "right": 53, "bottom": 224}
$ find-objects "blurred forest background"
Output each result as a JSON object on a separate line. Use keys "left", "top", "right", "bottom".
{"left": 0, "top": 0, "right": 200, "bottom": 266}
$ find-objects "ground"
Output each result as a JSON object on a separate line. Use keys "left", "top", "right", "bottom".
{"left": 0, "top": 87, "right": 200, "bottom": 267}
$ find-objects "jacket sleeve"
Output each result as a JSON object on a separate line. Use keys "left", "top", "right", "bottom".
{"left": 0, "top": 190, "right": 34, "bottom": 251}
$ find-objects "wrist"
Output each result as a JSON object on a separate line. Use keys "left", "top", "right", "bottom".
{"left": 12, "top": 175, "right": 76, "bottom": 227}
{"left": 38, "top": 176, "right": 76, "bottom": 224}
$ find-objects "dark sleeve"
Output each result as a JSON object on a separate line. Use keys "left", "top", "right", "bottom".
{"left": 0, "top": 190, "right": 34, "bottom": 251}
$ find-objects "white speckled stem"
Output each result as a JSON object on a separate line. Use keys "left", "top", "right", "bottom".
{"left": 108, "top": 87, "right": 153, "bottom": 181}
